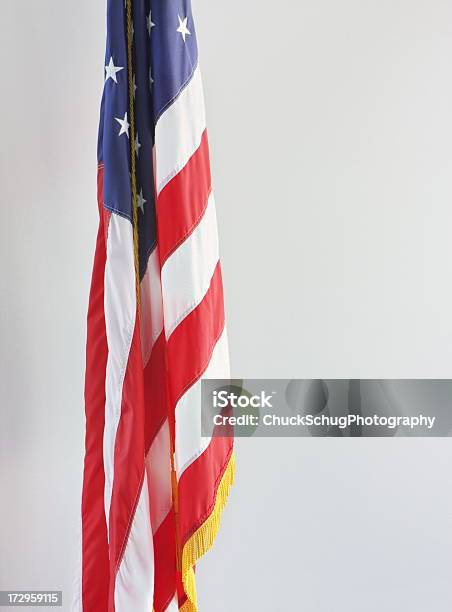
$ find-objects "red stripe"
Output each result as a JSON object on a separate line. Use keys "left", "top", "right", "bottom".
{"left": 107, "top": 312, "right": 146, "bottom": 611}
{"left": 178, "top": 438, "right": 233, "bottom": 545}
{"left": 81, "top": 168, "right": 110, "bottom": 612}
{"left": 152, "top": 509, "right": 177, "bottom": 612}
{"left": 143, "top": 332, "right": 168, "bottom": 452}
{"left": 157, "top": 130, "right": 211, "bottom": 266}
{"left": 166, "top": 262, "right": 225, "bottom": 410}
{"left": 143, "top": 333, "right": 178, "bottom": 610}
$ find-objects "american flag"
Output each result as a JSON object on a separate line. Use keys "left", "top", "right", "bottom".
{"left": 74, "top": 1, "right": 234, "bottom": 610}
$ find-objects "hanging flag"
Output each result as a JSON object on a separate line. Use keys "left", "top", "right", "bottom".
{"left": 74, "top": 1, "right": 234, "bottom": 610}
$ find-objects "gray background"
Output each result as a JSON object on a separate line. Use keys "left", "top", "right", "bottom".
{"left": 1, "top": 0, "right": 452, "bottom": 610}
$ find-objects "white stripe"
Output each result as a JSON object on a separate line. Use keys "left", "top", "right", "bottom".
{"left": 155, "top": 66, "right": 206, "bottom": 195}
{"left": 115, "top": 477, "right": 154, "bottom": 612}
{"left": 165, "top": 594, "right": 179, "bottom": 612}
{"left": 175, "top": 328, "right": 230, "bottom": 479}
{"left": 103, "top": 214, "right": 137, "bottom": 535}
{"left": 146, "top": 420, "right": 173, "bottom": 534}
{"left": 140, "top": 248, "right": 163, "bottom": 367}
{"left": 161, "top": 193, "right": 219, "bottom": 339}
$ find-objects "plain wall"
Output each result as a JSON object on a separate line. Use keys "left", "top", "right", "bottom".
{"left": 1, "top": 1, "right": 452, "bottom": 610}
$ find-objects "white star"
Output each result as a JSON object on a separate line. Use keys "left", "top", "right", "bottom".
{"left": 149, "top": 66, "right": 154, "bottom": 91}
{"left": 115, "top": 112, "right": 130, "bottom": 138}
{"left": 105, "top": 57, "right": 124, "bottom": 83}
{"left": 134, "top": 133, "right": 141, "bottom": 156}
{"left": 133, "top": 74, "right": 137, "bottom": 98}
{"left": 147, "top": 10, "right": 155, "bottom": 35}
{"left": 177, "top": 15, "right": 191, "bottom": 42}
{"left": 136, "top": 189, "right": 147, "bottom": 213}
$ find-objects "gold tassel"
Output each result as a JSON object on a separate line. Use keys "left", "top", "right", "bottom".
{"left": 179, "top": 453, "right": 235, "bottom": 612}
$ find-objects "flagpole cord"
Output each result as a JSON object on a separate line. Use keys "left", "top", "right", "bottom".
{"left": 126, "top": 0, "right": 140, "bottom": 306}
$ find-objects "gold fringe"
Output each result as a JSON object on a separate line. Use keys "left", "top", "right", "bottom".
{"left": 179, "top": 452, "right": 235, "bottom": 612}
